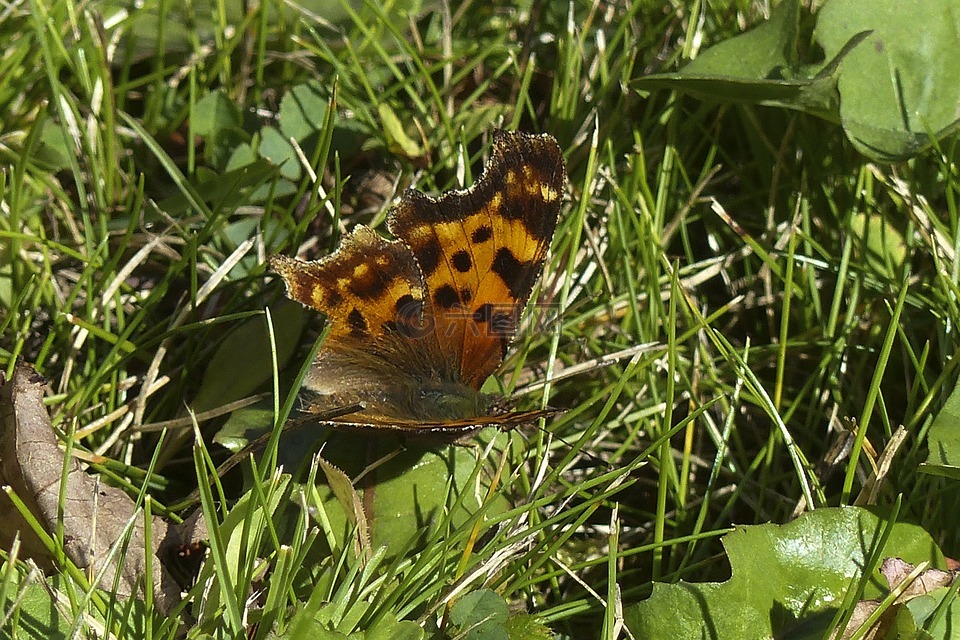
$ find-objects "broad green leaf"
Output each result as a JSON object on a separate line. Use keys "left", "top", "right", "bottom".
{"left": 212, "top": 403, "right": 275, "bottom": 452}
{"left": 677, "top": 0, "right": 802, "bottom": 79}
{"left": 901, "top": 587, "right": 960, "bottom": 637}
{"left": 450, "top": 589, "right": 510, "bottom": 640}
{"left": 193, "top": 91, "right": 242, "bottom": 137}
{"left": 378, "top": 103, "right": 423, "bottom": 159}
{"left": 271, "top": 601, "right": 424, "bottom": 639}
{"left": 365, "top": 614, "right": 426, "bottom": 640}
{"left": 635, "top": 0, "right": 853, "bottom": 119}
{"left": 300, "top": 430, "right": 514, "bottom": 558}
{"left": 154, "top": 158, "right": 279, "bottom": 215}
{"left": 36, "top": 119, "right": 74, "bottom": 171}
{"left": 635, "top": 0, "right": 960, "bottom": 161}
{"left": 816, "top": 0, "right": 960, "bottom": 161}
{"left": 258, "top": 125, "right": 301, "bottom": 181}
{"left": 226, "top": 142, "right": 259, "bottom": 173}
{"left": 191, "top": 475, "right": 292, "bottom": 622}
{"left": 366, "top": 434, "right": 512, "bottom": 553}
{"left": 0, "top": 575, "right": 73, "bottom": 639}
{"left": 921, "top": 380, "right": 960, "bottom": 479}
{"left": 193, "top": 91, "right": 245, "bottom": 169}
{"left": 279, "top": 80, "right": 330, "bottom": 142}
{"left": 849, "top": 213, "right": 906, "bottom": 281}
{"left": 0, "top": 263, "right": 11, "bottom": 309}
{"left": 624, "top": 507, "right": 946, "bottom": 639}
{"left": 501, "top": 614, "right": 553, "bottom": 640}
{"left": 316, "top": 457, "right": 368, "bottom": 557}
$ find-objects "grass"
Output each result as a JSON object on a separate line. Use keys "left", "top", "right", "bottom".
{"left": 2, "top": 0, "right": 959, "bottom": 638}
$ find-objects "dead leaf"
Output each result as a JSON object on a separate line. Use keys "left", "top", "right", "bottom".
{"left": 834, "top": 557, "right": 959, "bottom": 639}
{"left": 880, "top": 557, "right": 957, "bottom": 600}
{"left": 0, "top": 361, "right": 205, "bottom": 613}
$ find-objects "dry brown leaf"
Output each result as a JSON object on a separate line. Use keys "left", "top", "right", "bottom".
{"left": 0, "top": 361, "right": 205, "bottom": 613}
{"left": 834, "top": 557, "right": 959, "bottom": 639}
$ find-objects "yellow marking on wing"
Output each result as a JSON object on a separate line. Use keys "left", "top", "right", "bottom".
{"left": 406, "top": 224, "right": 433, "bottom": 243}
{"left": 541, "top": 184, "right": 559, "bottom": 202}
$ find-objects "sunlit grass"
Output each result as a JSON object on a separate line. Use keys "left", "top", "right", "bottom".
{"left": 1, "top": 0, "right": 958, "bottom": 637}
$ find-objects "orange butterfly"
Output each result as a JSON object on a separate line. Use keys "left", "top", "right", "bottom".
{"left": 271, "top": 130, "right": 565, "bottom": 435}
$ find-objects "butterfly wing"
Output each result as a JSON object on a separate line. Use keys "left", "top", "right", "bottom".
{"left": 387, "top": 130, "right": 565, "bottom": 389}
{"left": 269, "top": 226, "right": 425, "bottom": 344}
{"left": 270, "top": 226, "right": 440, "bottom": 413}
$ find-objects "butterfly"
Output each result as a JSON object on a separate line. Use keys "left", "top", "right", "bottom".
{"left": 270, "top": 130, "right": 565, "bottom": 435}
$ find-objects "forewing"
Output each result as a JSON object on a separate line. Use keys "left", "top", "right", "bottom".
{"left": 388, "top": 130, "right": 565, "bottom": 388}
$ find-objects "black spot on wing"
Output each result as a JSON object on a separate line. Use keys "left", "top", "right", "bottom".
{"left": 473, "top": 303, "right": 517, "bottom": 337}
{"left": 434, "top": 284, "right": 460, "bottom": 309}
{"left": 395, "top": 293, "right": 421, "bottom": 316}
{"left": 417, "top": 238, "right": 442, "bottom": 277}
{"left": 473, "top": 303, "right": 494, "bottom": 324}
{"left": 491, "top": 247, "right": 529, "bottom": 299}
{"left": 325, "top": 288, "right": 343, "bottom": 308}
{"left": 471, "top": 225, "right": 492, "bottom": 243}
{"left": 452, "top": 250, "right": 472, "bottom": 273}
{"left": 347, "top": 308, "right": 367, "bottom": 334}
{"left": 391, "top": 294, "right": 425, "bottom": 337}
{"left": 347, "top": 269, "right": 387, "bottom": 300}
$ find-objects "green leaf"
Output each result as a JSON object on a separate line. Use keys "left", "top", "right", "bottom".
{"left": 299, "top": 431, "right": 513, "bottom": 559}
{"left": 679, "top": 0, "right": 802, "bottom": 79}
{"left": 258, "top": 125, "right": 301, "bottom": 181}
{"left": 902, "top": 587, "right": 960, "bottom": 637}
{"left": 366, "top": 436, "right": 511, "bottom": 552}
{"left": 1, "top": 575, "right": 73, "bottom": 638}
{"left": 501, "top": 614, "right": 553, "bottom": 640}
{"left": 316, "top": 456, "right": 368, "bottom": 556}
{"left": 226, "top": 141, "right": 259, "bottom": 172}
{"left": 635, "top": 0, "right": 851, "bottom": 119}
{"left": 366, "top": 614, "right": 426, "bottom": 640}
{"left": 36, "top": 119, "right": 74, "bottom": 171}
{"left": 921, "top": 380, "right": 960, "bottom": 479}
{"left": 279, "top": 80, "right": 330, "bottom": 143}
{"left": 212, "top": 403, "right": 275, "bottom": 452}
{"left": 635, "top": 0, "right": 960, "bottom": 161}
{"left": 849, "top": 213, "right": 906, "bottom": 281}
{"left": 192, "top": 91, "right": 246, "bottom": 169}
{"left": 624, "top": 507, "right": 946, "bottom": 638}
{"left": 450, "top": 589, "right": 510, "bottom": 640}
{"left": 815, "top": 0, "right": 960, "bottom": 161}
{"left": 193, "top": 91, "right": 242, "bottom": 137}
{"left": 192, "top": 475, "right": 292, "bottom": 623}
{"left": 155, "top": 158, "right": 279, "bottom": 215}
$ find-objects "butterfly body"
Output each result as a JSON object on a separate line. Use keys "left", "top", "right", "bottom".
{"left": 271, "top": 130, "right": 565, "bottom": 434}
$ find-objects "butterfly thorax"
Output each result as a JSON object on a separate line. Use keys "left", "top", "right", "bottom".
{"left": 414, "top": 381, "right": 489, "bottom": 421}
